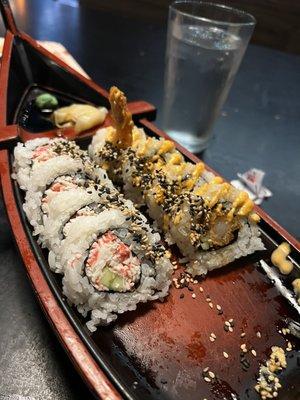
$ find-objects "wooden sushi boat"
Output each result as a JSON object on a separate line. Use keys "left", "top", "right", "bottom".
{"left": 0, "top": 1, "right": 299, "bottom": 399}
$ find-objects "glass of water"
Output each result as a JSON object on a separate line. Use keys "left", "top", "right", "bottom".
{"left": 162, "top": 1, "right": 256, "bottom": 153}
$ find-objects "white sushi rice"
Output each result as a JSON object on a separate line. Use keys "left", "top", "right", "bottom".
{"left": 41, "top": 186, "right": 102, "bottom": 249}
{"left": 13, "top": 138, "right": 50, "bottom": 189}
{"left": 29, "top": 156, "right": 83, "bottom": 192}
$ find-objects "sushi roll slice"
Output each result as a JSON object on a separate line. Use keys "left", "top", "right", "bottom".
{"left": 55, "top": 205, "right": 172, "bottom": 330}
{"left": 89, "top": 86, "right": 265, "bottom": 276}
{"left": 38, "top": 173, "right": 112, "bottom": 248}
{"left": 13, "top": 138, "right": 85, "bottom": 191}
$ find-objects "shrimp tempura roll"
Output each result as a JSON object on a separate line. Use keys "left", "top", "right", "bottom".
{"left": 89, "top": 87, "right": 265, "bottom": 276}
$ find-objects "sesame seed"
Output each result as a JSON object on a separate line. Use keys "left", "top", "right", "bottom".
{"left": 223, "top": 351, "right": 229, "bottom": 359}
{"left": 194, "top": 280, "right": 198, "bottom": 284}
{"left": 199, "top": 287, "right": 204, "bottom": 292}
{"left": 229, "top": 318, "right": 234, "bottom": 323}
{"left": 209, "top": 302, "right": 213, "bottom": 308}
{"left": 216, "top": 304, "right": 222, "bottom": 311}
{"left": 203, "top": 367, "right": 209, "bottom": 372}
{"left": 241, "top": 344, "right": 247, "bottom": 350}
{"left": 209, "top": 337, "right": 215, "bottom": 342}
{"left": 228, "top": 327, "right": 233, "bottom": 332}
{"left": 256, "top": 331, "right": 261, "bottom": 338}
{"left": 206, "top": 297, "right": 211, "bottom": 302}
{"left": 192, "top": 293, "right": 196, "bottom": 299}
{"left": 241, "top": 332, "right": 246, "bottom": 338}
{"left": 211, "top": 333, "right": 216, "bottom": 339}
{"left": 208, "top": 371, "right": 215, "bottom": 379}
{"left": 204, "top": 377, "right": 211, "bottom": 383}
{"left": 225, "top": 321, "right": 231, "bottom": 327}
{"left": 286, "top": 342, "right": 292, "bottom": 351}
{"left": 251, "top": 349, "right": 257, "bottom": 357}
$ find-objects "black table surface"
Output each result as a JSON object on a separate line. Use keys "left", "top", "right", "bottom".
{"left": 0, "top": 0, "right": 299, "bottom": 398}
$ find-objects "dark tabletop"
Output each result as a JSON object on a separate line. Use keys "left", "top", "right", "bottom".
{"left": 0, "top": 0, "right": 299, "bottom": 398}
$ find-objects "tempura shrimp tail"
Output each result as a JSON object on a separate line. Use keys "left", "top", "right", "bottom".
{"left": 109, "top": 86, "right": 134, "bottom": 149}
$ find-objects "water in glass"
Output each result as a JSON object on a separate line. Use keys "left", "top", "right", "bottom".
{"left": 163, "top": 24, "right": 246, "bottom": 153}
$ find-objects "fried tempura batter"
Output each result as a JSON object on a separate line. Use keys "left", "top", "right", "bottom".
{"left": 109, "top": 86, "right": 133, "bottom": 149}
